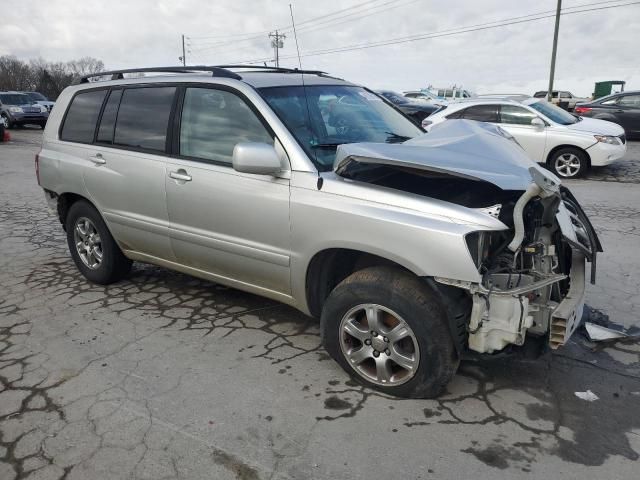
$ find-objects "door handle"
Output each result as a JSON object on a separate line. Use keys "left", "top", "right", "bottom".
{"left": 614, "top": 110, "right": 624, "bottom": 113}
{"left": 89, "top": 153, "right": 106, "bottom": 165}
{"left": 169, "top": 170, "right": 192, "bottom": 182}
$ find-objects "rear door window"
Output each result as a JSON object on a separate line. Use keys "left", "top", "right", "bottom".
{"left": 114, "top": 87, "right": 176, "bottom": 152}
{"left": 60, "top": 90, "right": 108, "bottom": 143}
{"left": 618, "top": 95, "right": 640, "bottom": 107}
{"left": 461, "top": 105, "right": 499, "bottom": 122}
{"left": 499, "top": 105, "right": 537, "bottom": 125}
{"left": 96, "top": 89, "right": 122, "bottom": 144}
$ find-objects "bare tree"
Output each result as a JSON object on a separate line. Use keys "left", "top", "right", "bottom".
{"left": 0, "top": 56, "right": 105, "bottom": 100}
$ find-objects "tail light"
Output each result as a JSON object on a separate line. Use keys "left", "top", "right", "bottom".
{"left": 574, "top": 106, "right": 592, "bottom": 115}
{"left": 35, "top": 151, "right": 41, "bottom": 185}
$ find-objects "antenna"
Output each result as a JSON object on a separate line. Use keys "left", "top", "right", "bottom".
{"left": 290, "top": 4, "right": 317, "bottom": 184}
{"left": 289, "top": 3, "right": 302, "bottom": 69}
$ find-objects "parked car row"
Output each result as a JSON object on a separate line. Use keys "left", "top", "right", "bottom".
{"left": 423, "top": 95, "right": 627, "bottom": 178}
{"left": 0, "top": 91, "right": 53, "bottom": 129}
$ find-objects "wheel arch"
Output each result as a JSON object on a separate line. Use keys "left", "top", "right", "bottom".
{"left": 56, "top": 192, "right": 95, "bottom": 230}
{"left": 305, "top": 248, "right": 414, "bottom": 319}
{"left": 546, "top": 144, "right": 591, "bottom": 169}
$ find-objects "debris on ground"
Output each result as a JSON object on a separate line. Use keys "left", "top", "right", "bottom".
{"left": 575, "top": 390, "right": 600, "bottom": 402}
{"left": 580, "top": 306, "right": 640, "bottom": 344}
{"left": 585, "top": 322, "right": 628, "bottom": 342}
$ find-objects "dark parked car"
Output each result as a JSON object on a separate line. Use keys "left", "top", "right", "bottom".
{"left": 574, "top": 91, "right": 640, "bottom": 139}
{"left": 0, "top": 92, "right": 49, "bottom": 129}
{"left": 376, "top": 90, "right": 439, "bottom": 125}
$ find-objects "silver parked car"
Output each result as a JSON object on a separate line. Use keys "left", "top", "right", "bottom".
{"left": 37, "top": 66, "right": 601, "bottom": 398}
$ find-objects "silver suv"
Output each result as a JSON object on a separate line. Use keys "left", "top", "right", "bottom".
{"left": 37, "top": 66, "right": 601, "bottom": 398}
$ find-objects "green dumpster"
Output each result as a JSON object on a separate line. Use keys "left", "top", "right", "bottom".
{"left": 593, "top": 80, "right": 625, "bottom": 99}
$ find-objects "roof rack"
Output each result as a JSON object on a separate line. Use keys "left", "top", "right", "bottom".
{"left": 75, "top": 66, "right": 242, "bottom": 84}
{"left": 216, "top": 65, "right": 328, "bottom": 75}
{"left": 75, "top": 65, "right": 330, "bottom": 84}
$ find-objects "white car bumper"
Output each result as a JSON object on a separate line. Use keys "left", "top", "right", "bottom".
{"left": 586, "top": 139, "right": 627, "bottom": 167}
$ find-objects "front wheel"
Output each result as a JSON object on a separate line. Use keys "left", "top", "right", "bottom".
{"left": 1, "top": 114, "right": 12, "bottom": 129}
{"left": 548, "top": 147, "right": 588, "bottom": 178}
{"left": 321, "top": 266, "right": 458, "bottom": 398}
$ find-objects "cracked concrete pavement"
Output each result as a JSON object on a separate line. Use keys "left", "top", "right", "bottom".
{"left": 1, "top": 128, "right": 639, "bottom": 479}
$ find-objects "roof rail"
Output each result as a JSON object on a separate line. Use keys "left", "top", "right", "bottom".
{"left": 216, "top": 64, "right": 328, "bottom": 75}
{"left": 74, "top": 64, "right": 331, "bottom": 85}
{"left": 74, "top": 65, "right": 242, "bottom": 84}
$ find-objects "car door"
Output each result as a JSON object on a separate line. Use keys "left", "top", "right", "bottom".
{"left": 614, "top": 94, "right": 640, "bottom": 136}
{"left": 496, "top": 104, "right": 547, "bottom": 162}
{"left": 81, "top": 86, "right": 176, "bottom": 260}
{"left": 165, "top": 85, "right": 291, "bottom": 296}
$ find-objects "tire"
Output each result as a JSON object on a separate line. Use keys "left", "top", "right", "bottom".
{"left": 321, "top": 266, "right": 458, "bottom": 398}
{"left": 65, "top": 200, "right": 132, "bottom": 284}
{"left": 548, "top": 147, "right": 588, "bottom": 178}
{"left": 1, "top": 114, "right": 12, "bottom": 129}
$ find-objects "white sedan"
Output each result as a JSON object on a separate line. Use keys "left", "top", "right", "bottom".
{"left": 422, "top": 95, "right": 627, "bottom": 178}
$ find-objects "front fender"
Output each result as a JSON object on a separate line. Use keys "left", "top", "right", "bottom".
{"left": 289, "top": 172, "right": 505, "bottom": 313}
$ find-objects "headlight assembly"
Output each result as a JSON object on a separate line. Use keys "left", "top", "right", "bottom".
{"left": 594, "top": 135, "right": 621, "bottom": 145}
{"left": 9, "top": 106, "right": 24, "bottom": 113}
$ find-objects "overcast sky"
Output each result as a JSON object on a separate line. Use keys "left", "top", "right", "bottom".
{"left": 3, "top": 0, "right": 639, "bottom": 96}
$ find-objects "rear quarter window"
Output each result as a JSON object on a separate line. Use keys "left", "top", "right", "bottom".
{"left": 60, "top": 89, "right": 108, "bottom": 143}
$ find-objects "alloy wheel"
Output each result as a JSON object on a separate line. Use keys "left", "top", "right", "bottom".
{"left": 73, "top": 217, "right": 103, "bottom": 269}
{"left": 554, "top": 153, "right": 582, "bottom": 177}
{"left": 339, "top": 304, "right": 420, "bottom": 386}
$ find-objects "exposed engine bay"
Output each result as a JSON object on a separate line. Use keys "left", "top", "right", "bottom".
{"left": 334, "top": 121, "right": 602, "bottom": 354}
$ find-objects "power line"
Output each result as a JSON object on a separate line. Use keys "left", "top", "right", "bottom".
{"left": 231, "top": 0, "right": 639, "bottom": 64}
{"left": 188, "top": 0, "right": 402, "bottom": 52}
{"left": 294, "top": 0, "right": 416, "bottom": 34}
{"left": 188, "top": 0, "right": 390, "bottom": 42}
{"left": 191, "top": 0, "right": 629, "bottom": 59}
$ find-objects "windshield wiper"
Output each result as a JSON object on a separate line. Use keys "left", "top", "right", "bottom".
{"left": 385, "top": 131, "right": 412, "bottom": 143}
{"left": 310, "top": 141, "right": 345, "bottom": 149}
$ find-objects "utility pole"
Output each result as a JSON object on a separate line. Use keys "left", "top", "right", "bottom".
{"left": 547, "top": 0, "right": 562, "bottom": 102}
{"left": 180, "top": 34, "right": 186, "bottom": 66}
{"left": 269, "top": 31, "right": 286, "bottom": 67}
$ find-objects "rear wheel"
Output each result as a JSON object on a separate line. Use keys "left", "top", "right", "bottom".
{"left": 321, "top": 266, "right": 458, "bottom": 398}
{"left": 548, "top": 147, "right": 588, "bottom": 178}
{"left": 65, "top": 200, "right": 132, "bottom": 284}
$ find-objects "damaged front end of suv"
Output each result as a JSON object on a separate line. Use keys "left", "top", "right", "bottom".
{"left": 334, "top": 120, "right": 602, "bottom": 355}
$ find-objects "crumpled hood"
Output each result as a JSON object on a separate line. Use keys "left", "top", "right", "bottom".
{"left": 564, "top": 116, "right": 624, "bottom": 136}
{"left": 334, "top": 120, "right": 560, "bottom": 191}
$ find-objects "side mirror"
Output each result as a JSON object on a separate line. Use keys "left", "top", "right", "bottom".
{"left": 232, "top": 142, "right": 282, "bottom": 175}
{"left": 531, "top": 117, "right": 545, "bottom": 129}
